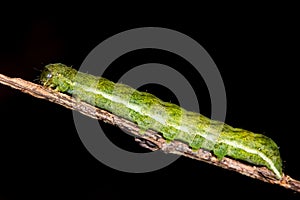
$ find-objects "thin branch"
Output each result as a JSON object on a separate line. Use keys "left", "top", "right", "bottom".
{"left": 1, "top": 73, "right": 300, "bottom": 192}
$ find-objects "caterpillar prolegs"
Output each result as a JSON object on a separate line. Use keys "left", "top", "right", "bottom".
{"left": 39, "top": 63, "right": 283, "bottom": 179}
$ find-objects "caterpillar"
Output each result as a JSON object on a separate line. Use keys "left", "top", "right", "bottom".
{"left": 39, "top": 63, "right": 283, "bottom": 179}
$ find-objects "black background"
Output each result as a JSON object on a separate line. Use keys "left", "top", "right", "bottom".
{"left": 0, "top": 6, "right": 299, "bottom": 199}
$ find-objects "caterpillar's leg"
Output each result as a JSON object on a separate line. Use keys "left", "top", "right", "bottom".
{"left": 213, "top": 142, "right": 228, "bottom": 160}
{"left": 189, "top": 134, "right": 205, "bottom": 150}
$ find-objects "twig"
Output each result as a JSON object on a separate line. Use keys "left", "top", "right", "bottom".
{"left": 1, "top": 73, "right": 300, "bottom": 192}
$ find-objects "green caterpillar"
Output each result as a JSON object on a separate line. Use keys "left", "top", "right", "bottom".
{"left": 39, "top": 63, "right": 283, "bottom": 179}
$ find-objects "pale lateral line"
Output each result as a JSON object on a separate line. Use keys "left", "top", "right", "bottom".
{"left": 220, "top": 139, "right": 281, "bottom": 178}
{"left": 79, "top": 85, "right": 281, "bottom": 178}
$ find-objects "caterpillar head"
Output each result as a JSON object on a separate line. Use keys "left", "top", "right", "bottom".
{"left": 39, "top": 63, "right": 76, "bottom": 92}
